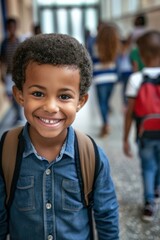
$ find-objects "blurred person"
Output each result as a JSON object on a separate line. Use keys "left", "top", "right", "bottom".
{"left": 32, "top": 24, "right": 42, "bottom": 35}
{"left": 84, "top": 28, "right": 92, "bottom": 48}
{"left": 86, "top": 20, "right": 105, "bottom": 59}
{"left": 117, "top": 36, "right": 133, "bottom": 110}
{"left": 130, "top": 14, "right": 148, "bottom": 72}
{"left": 0, "top": 74, "right": 11, "bottom": 121}
{"left": 0, "top": 17, "right": 23, "bottom": 125}
{"left": 92, "top": 23, "right": 119, "bottom": 137}
{"left": 123, "top": 30, "right": 160, "bottom": 222}
{"left": 131, "top": 14, "right": 148, "bottom": 42}
{"left": 19, "top": 24, "right": 42, "bottom": 42}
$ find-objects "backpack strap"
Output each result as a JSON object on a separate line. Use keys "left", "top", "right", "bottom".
{"left": 74, "top": 129, "right": 99, "bottom": 206}
{"left": 143, "top": 74, "right": 160, "bottom": 84}
{"left": 1, "top": 126, "right": 24, "bottom": 208}
{"left": 74, "top": 129, "right": 100, "bottom": 240}
{"left": 1, "top": 127, "right": 100, "bottom": 210}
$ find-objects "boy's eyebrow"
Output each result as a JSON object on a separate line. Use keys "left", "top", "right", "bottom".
{"left": 28, "top": 85, "right": 45, "bottom": 89}
{"left": 28, "top": 85, "right": 75, "bottom": 92}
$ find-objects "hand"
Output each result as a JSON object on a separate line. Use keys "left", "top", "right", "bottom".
{"left": 123, "top": 140, "right": 133, "bottom": 158}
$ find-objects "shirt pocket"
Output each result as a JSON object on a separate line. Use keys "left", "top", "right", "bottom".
{"left": 15, "top": 176, "right": 35, "bottom": 211}
{"left": 62, "top": 179, "right": 83, "bottom": 211}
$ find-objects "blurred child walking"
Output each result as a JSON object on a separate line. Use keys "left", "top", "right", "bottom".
{"left": 92, "top": 23, "right": 119, "bottom": 137}
{"left": 123, "top": 30, "right": 160, "bottom": 222}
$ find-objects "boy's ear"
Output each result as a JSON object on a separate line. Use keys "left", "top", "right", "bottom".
{"left": 12, "top": 86, "right": 24, "bottom": 106}
{"left": 77, "top": 94, "right": 88, "bottom": 112}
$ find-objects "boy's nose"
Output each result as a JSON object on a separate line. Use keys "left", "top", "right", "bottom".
{"left": 43, "top": 99, "right": 59, "bottom": 113}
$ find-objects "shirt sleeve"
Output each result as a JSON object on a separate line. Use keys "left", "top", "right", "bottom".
{"left": 125, "top": 72, "right": 142, "bottom": 98}
{"left": 93, "top": 147, "right": 119, "bottom": 240}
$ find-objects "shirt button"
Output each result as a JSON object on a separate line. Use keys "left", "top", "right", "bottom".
{"left": 46, "top": 202, "right": 52, "bottom": 209}
{"left": 46, "top": 169, "right": 51, "bottom": 175}
{"left": 48, "top": 235, "right": 53, "bottom": 240}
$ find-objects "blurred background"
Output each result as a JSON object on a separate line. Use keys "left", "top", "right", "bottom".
{"left": 0, "top": 0, "right": 160, "bottom": 44}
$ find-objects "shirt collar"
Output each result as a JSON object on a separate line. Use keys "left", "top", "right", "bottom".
{"left": 22, "top": 123, "right": 75, "bottom": 161}
{"left": 142, "top": 67, "right": 160, "bottom": 78}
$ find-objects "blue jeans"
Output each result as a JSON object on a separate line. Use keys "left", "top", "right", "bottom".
{"left": 96, "top": 83, "right": 114, "bottom": 124}
{"left": 138, "top": 139, "right": 160, "bottom": 203}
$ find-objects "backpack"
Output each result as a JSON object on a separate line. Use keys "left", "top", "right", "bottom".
{"left": 133, "top": 74, "right": 160, "bottom": 139}
{"left": 0, "top": 126, "right": 100, "bottom": 239}
{"left": 0, "top": 126, "right": 100, "bottom": 207}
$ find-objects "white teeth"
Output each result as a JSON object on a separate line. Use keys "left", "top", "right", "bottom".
{"left": 40, "top": 118, "right": 59, "bottom": 124}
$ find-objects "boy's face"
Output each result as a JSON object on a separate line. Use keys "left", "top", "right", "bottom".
{"left": 13, "top": 62, "right": 88, "bottom": 140}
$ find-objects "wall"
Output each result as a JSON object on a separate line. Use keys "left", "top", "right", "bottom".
{"left": 100, "top": 0, "right": 160, "bottom": 38}
{"left": 0, "top": 0, "right": 33, "bottom": 40}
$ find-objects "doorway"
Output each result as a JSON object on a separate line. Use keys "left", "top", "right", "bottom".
{"left": 38, "top": 4, "right": 99, "bottom": 43}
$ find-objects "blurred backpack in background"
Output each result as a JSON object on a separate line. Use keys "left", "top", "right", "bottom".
{"left": 134, "top": 74, "right": 160, "bottom": 139}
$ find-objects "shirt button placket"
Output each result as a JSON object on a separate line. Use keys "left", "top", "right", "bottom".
{"left": 45, "top": 167, "right": 54, "bottom": 239}
{"left": 46, "top": 168, "right": 51, "bottom": 175}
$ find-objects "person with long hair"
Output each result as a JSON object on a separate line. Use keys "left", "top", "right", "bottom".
{"left": 92, "top": 23, "right": 119, "bottom": 137}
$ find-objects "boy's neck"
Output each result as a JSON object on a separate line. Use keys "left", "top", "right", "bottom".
{"left": 28, "top": 126, "right": 68, "bottom": 162}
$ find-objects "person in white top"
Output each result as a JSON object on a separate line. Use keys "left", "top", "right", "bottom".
{"left": 123, "top": 30, "right": 160, "bottom": 222}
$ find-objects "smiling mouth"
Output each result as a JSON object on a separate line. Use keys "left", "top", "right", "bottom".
{"left": 39, "top": 117, "right": 62, "bottom": 125}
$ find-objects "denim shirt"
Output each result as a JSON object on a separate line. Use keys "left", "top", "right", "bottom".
{"left": 0, "top": 124, "right": 119, "bottom": 240}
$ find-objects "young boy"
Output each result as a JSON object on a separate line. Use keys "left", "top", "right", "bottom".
{"left": 123, "top": 30, "right": 160, "bottom": 221}
{"left": 0, "top": 34, "right": 119, "bottom": 239}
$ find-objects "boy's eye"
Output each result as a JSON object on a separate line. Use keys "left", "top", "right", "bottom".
{"left": 32, "top": 91, "right": 44, "bottom": 97}
{"left": 59, "top": 94, "right": 71, "bottom": 100}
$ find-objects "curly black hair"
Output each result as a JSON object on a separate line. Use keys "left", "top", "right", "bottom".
{"left": 12, "top": 33, "right": 93, "bottom": 96}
